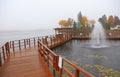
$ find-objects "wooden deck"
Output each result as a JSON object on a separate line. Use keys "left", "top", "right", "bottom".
{"left": 0, "top": 34, "right": 95, "bottom": 77}
{"left": 0, "top": 47, "right": 54, "bottom": 77}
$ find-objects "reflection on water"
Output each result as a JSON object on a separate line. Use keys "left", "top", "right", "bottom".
{"left": 52, "top": 40, "right": 120, "bottom": 76}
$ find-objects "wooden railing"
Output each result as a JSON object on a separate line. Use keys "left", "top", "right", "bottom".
{"left": 0, "top": 34, "right": 71, "bottom": 67}
{"left": 0, "top": 34, "right": 95, "bottom": 76}
{"left": 0, "top": 42, "right": 10, "bottom": 67}
{"left": 0, "top": 37, "right": 40, "bottom": 66}
{"left": 38, "top": 34, "right": 95, "bottom": 77}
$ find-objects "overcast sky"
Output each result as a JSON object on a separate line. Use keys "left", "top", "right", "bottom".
{"left": 0, "top": 0, "right": 120, "bottom": 31}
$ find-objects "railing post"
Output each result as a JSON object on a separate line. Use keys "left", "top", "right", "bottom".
{"left": 38, "top": 40, "right": 40, "bottom": 52}
{"left": 34, "top": 38, "right": 36, "bottom": 46}
{"left": 50, "top": 36, "right": 52, "bottom": 47}
{"left": 24, "top": 39, "right": 26, "bottom": 49}
{"left": 53, "top": 55, "right": 59, "bottom": 76}
{"left": 75, "top": 69, "right": 79, "bottom": 77}
{"left": 59, "top": 68, "right": 63, "bottom": 77}
{"left": 38, "top": 40, "right": 41, "bottom": 54}
{"left": 26, "top": 39, "right": 28, "bottom": 45}
{"left": 5, "top": 42, "right": 10, "bottom": 56}
{"left": 18, "top": 40, "right": 21, "bottom": 50}
{"left": 12, "top": 41, "right": 15, "bottom": 52}
{"left": 42, "top": 37, "right": 44, "bottom": 44}
{"left": 47, "top": 50, "right": 49, "bottom": 67}
{"left": 2, "top": 46, "right": 5, "bottom": 61}
{"left": 45, "top": 36, "right": 48, "bottom": 46}
{"left": 38, "top": 40, "right": 43, "bottom": 54}
{"left": 29, "top": 39, "right": 30, "bottom": 47}
{"left": 0, "top": 52, "right": 2, "bottom": 67}
{"left": 10, "top": 41, "right": 12, "bottom": 48}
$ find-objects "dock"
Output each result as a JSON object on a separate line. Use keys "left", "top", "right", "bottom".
{"left": 0, "top": 34, "right": 101, "bottom": 77}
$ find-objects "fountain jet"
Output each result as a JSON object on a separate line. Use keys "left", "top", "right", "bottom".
{"left": 90, "top": 22, "right": 108, "bottom": 48}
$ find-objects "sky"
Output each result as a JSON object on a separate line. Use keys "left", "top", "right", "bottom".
{"left": 0, "top": 0, "right": 120, "bottom": 31}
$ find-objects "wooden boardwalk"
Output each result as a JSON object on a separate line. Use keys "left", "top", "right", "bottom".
{"left": 0, "top": 47, "right": 54, "bottom": 77}
{"left": 0, "top": 34, "right": 95, "bottom": 77}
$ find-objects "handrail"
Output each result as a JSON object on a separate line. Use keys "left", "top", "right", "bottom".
{"left": 37, "top": 34, "right": 95, "bottom": 77}
{"left": 0, "top": 36, "right": 51, "bottom": 66}
{"left": 62, "top": 57, "right": 95, "bottom": 77}
{"left": 0, "top": 34, "right": 71, "bottom": 67}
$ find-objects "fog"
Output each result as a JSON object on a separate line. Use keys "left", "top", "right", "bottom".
{"left": 0, "top": 0, "right": 120, "bottom": 31}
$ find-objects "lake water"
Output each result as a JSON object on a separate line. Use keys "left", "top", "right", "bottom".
{"left": 53, "top": 40, "right": 120, "bottom": 77}
{"left": 0, "top": 30, "right": 55, "bottom": 47}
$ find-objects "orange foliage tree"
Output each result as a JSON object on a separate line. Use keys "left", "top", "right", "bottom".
{"left": 108, "top": 15, "right": 114, "bottom": 26}
{"left": 59, "top": 20, "right": 69, "bottom": 27}
{"left": 59, "top": 18, "right": 73, "bottom": 27}
{"left": 81, "top": 16, "right": 88, "bottom": 26}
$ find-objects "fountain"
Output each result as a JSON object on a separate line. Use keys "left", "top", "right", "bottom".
{"left": 90, "top": 22, "right": 108, "bottom": 48}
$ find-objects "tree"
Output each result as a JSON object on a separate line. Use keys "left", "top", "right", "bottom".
{"left": 114, "top": 16, "right": 120, "bottom": 26}
{"left": 98, "top": 14, "right": 110, "bottom": 29}
{"left": 98, "top": 15, "right": 107, "bottom": 26}
{"left": 59, "top": 20, "right": 63, "bottom": 26}
{"left": 58, "top": 20, "right": 69, "bottom": 27}
{"left": 78, "top": 12, "right": 82, "bottom": 22}
{"left": 73, "top": 21, "right": 77, "bottom": 34}
{"left": 81, "top": 16, "right": 88, "bottom": 26}
{"left": 67, "top": 18, "right": 73, "bottom": 27}
{"left": 108, "top": 15, "right": 114, "bottom": 26}
{"left": 102, "top": 14, "right": 107, "bottom": 23}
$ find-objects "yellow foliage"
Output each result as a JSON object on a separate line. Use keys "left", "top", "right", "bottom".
{"left": 81, "top": 16, "right": 88, "bottom": 26}
{"left": 59, "top": 19, "right": 71, "bottom": 27}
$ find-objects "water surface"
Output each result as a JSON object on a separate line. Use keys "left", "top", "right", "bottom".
{"left": 0, "top": 30, "right": 54, "bottom": 46}
{"left": 53, "top": 40, "right": 120, "bottom": 76}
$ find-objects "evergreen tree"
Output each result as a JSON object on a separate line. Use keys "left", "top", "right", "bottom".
{"left": 73, "top": 22, "right": 77, "bottom": 34}
{"left": 78, "top": 12, "right": 82, "bottom": 23}
{"left": 114, "top": 16, "right": 120, "bottom": 26}
{"left": 98, "top": 14, "right": 109, "bottom": 29}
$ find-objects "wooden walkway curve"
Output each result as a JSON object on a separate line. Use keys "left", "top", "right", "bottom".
{"left": 0, "top": 34, "right": 95, "bottom": 77}
{"left": 0, "top": 47, "right": 54, "bottom": 77}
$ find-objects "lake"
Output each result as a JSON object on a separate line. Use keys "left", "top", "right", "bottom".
{"left": 53, "top": 40, "right": 120, "bottom": 77}
{"left": 0, "top": 30, "right": 55, "bottom": 47}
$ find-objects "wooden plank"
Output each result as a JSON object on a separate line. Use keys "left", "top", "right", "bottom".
{"left": 0, "top": 47, "right": 54, "bottom": 77}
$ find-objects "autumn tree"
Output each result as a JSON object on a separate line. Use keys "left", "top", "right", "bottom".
{"left": 81, "top": 16, "right": 88, "bottom": 26}
{"left": 59, "top": 20, "right": 69, "bottom": 27}
{"left": 108, "top": 15, "right": 114, "bottom": 26}
{"left": 59, "top": 20, "right": 63, "bottom": 26}
{"left": 67, "top": 18, "right": 73, "bottom": 27}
